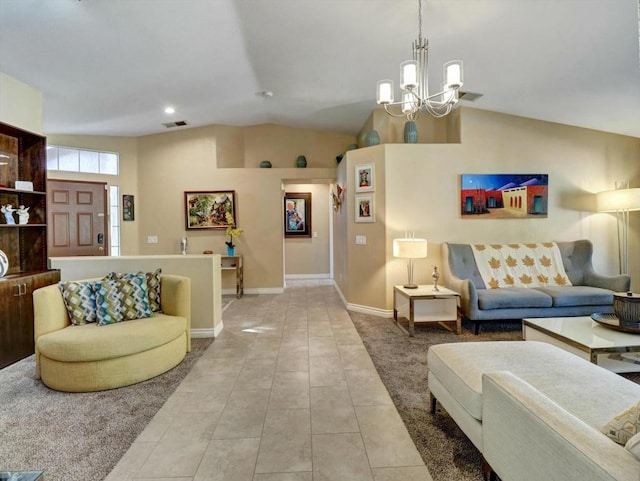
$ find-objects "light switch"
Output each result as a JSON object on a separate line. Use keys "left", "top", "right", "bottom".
{"left": 147, "top": 236, "right": 158, "bottom": 244}
{"left": 355, "top": 235, "right": 367, "bottom": 245}
{"left": 313, "top": 231, "right": 318, "bottom": 238}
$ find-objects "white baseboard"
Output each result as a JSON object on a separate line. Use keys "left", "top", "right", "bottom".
{"left": 222, "top": 287, "right": 285, "bottom": 296}
{"left": 285, "top": 273, "right": 331, "bottom": 279}
{"left": 346, "top": 303, "right": 393, "bottom": 318}
{"left": 191, "top": 321, "right": 224, "bottom": 338}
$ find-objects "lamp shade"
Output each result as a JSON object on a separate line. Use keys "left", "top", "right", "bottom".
{"left": 393, "top": 238, "right": 427, "bottom": 259}
{"left": 596, "top": 188, "right": 640, "bottom": 212}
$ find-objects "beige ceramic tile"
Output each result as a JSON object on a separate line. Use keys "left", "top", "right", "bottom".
{"left": 263, "top": 408, "right": 311, "bottom": 435}
{"left": 212, "top": 388, "right": 270, "bottom": 439}
{"left": 234, "top": 358, "right": 277, "bottom": 389}
{"left": 193, "top": 438, "right": 261, "bottom": 481}
{"left": 338, "top": 344, "right": 376, "bottom": 370}
{"left": 253, "top": 473, "right": 312, "bottom": 481}
{"left": 310, "top": 386, "right": 359, "bottom": 434}
{"left": 309, "top": 337, "right": 339, "bottom": 357}
{"left": 355, "top": 406, "right": 424, "bottom": 468}
{"left": 309, "top": 356, "right": 346, "bottom": 387}
{"left": 104, "top": 441, "right": 156, "bottom": 481}
{"left": 372, "top": 466, "right": 433, "bottom": 481}
{"left": 312, "top": 433, "right": 374, "bottom": 481}
{"left": 344, "top": 369, "right": 394, "bottom": 407}
{"left": 254, "top": 432, "right": 312, "bottom": 473}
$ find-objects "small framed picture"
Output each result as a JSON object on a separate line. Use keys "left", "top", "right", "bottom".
{"left": 284, "top": 192, "right": 311, "bottom": 237}
{"left": 355, "top": 164, "right": 374, "bottom": 193}
{"left": 122, "top": 194, "right": 134, "bottom": 221}
{"left": 185, "top": 190, "right": 236, "bottom": 230}
{"left": 355, "top": 194, "right": 374, "bottom": 223}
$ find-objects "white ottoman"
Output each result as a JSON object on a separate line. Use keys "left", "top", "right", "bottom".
{"left": 427, "top": 341, "right": 640, "bottom": 452}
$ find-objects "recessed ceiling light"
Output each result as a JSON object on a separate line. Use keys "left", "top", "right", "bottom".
{"left": 258, "top": 91, "right": 274, "bottom": 98}
{"left": 164, "top": 107, "right": 175, "bottom": 114}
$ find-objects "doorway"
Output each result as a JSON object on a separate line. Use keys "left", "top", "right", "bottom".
{"left": 47, "top": 179, "right": 109, "bottom": 257}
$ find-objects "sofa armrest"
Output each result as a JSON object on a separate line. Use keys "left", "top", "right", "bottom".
{"left": 482, "top": 371, "right": 640, "bottom": 481}
{"left": 446, "top": 275, "right": 479, "bottom": 320}
{"left": 33, "top": 283, "right": 71, "bottom": 378}
{"left": 160, "top": 274, "right": 192, "bottom": 351}
{"left": 584, "top": 271, "right": 631, "bottom": 292}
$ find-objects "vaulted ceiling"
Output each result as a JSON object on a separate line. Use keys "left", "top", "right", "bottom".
{"left": 1, "top": 0, "right": 638, "bottom": 138}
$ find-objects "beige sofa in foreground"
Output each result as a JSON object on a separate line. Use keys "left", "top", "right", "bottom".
{"left": 33, "top": 274, "right": 191, "bottom": 392}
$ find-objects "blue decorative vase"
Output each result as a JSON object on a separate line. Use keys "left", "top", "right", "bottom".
{"left": 336, "top": 153, "right": 344, "bottom": 164}
{"left": 365, "top": 130, "right": 380, "bottom": 146}
{"left": 227, "top": 246, "right": 235, "bottom": 256}
{"left": 296, "top": 155, "right": 307, "bottom": 168}
{"left": 260, "top": 160, "right": 272, "bottom": 168}
{"left": 404, "top": 121, "right": 418, "bottom": 143}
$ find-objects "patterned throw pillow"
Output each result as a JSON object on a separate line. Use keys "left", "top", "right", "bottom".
{"left": 59, "top": 281, "right": 98, "bottom": 325}
{"left": 626, "top": 432, "right": 640, "bottom": 459}
{"left": 601, "top": 401, "right": 640, "bottom": 445}
{"left": 93, "top": 275, "right": 152, "bottom": 326}
{"left": 107, "top": 268, "right": 162, "bottom": 312}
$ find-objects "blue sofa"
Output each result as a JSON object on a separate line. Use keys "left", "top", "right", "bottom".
{"left": 441, "top": 240, "right": 630, "bottom": 334}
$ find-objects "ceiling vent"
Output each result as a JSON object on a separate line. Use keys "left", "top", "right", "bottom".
{"left": 162, "top": 120, "right": 189, "bottom": 128}
{"left": 458, "top": 91, "right": 483, "bottom": 102}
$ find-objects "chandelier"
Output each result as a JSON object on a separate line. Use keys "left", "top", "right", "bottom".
{"left": 376, "top": 0, "right": 463, "bottom": 120}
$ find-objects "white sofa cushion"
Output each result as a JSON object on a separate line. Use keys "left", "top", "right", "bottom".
{"left": 428, "top": 341, "right": 640, "bottom": 428}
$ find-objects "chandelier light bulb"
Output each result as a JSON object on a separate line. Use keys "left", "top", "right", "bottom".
{"left": 377, "top": 80, "right": 394, "bottom": 104}
{"left": 444, "top": 61, "right": 463, "bottom": 89}
{"left": 402, "top": 91, "right": 415, "bottom": 113}
{"left": 400, "top": 60, "right": 419, "bottom": 90}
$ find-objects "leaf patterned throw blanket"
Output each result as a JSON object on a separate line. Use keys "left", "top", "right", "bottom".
{"left": 470, "top": 243, "right": 572, "bottom": 289}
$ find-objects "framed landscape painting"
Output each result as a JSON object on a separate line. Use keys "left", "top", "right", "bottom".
{"left": 185, "top": 190, "right": 236, "bottom": 230}
{"left": 460, "top": 174, "right": 548, "bottom": 218}
{"left": 284, "top": 192, "right": 311, "bottom": 238}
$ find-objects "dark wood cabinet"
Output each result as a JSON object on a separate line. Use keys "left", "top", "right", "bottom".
{"left": 0, "top": 122, "right": 60, "bottom": 369}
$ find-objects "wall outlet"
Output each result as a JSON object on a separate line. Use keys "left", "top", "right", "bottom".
{"left": 355, "top": 235, "right": 366, "bottom": 245}
{"left": 147, "top": 236, "right": 158, "bottom": 244}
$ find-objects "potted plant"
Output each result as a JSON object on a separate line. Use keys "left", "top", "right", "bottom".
{"left": 225, "top": 212, "right": 242, "bottom": 256}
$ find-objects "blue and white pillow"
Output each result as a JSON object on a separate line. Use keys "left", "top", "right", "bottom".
{"left": 92, "top": 275, "right": 151, "bottom": 326}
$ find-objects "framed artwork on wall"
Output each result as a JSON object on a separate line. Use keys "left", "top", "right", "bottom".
{"left": 355, "top": 194, "right": 374, "bottom": 223}
{"left": 122, "top": 194, "right": 134, "bottom": 221}
{"left": 460, "top": 174, "right": 548, "bottom": 218}
{"left": 355, "top": 164, "right": 374, "bottom": 193}
{"left": 284, "top": 192, "right": 311, "bottom": 238}
{"left": 185, "top": 190, "right": 236, "bottom": 230}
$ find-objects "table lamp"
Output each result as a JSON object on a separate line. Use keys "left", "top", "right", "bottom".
{"left": 393, "top": 236, "right": 428, "bottom": 289}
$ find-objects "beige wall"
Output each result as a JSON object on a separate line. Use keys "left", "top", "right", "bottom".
{"left": 136, "top": 126, "right": 337, "bottom": 291}
{"left": 217, "top": 123, "right": 354, "bottom": 169}
{"left": 46, "top": 134, "right": 140, "bottom": 255}
{"left": 341, "top": 107, "right": 640, "bottom": 311}
{"left": 283, "top": 183, "right": 331, "bottom": 277}
{"left": 0, "top": 72, "right": 43, "bottom": 134}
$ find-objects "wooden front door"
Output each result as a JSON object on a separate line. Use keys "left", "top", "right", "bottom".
{"left": 48, "top": 179, "right": 109, "bottom": 257}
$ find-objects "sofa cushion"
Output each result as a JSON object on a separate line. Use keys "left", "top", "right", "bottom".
{"left": 36, "top": 314, "right": 186, "bottom": 362}
{"left": 93, "top": 276, "right": 152, "bottom": 325}
{"left": 428, "top": 341, "right": 640, "bottom": 428}
{"left": 532, "top": 286, "right": 613, "bottom": 307}
{"left": 477, "top": 288, "right": 552, "bottom": 310}
{"left": 59, "top": 280, "right": 98, "bottom": 325}
{"left": 602, "top": 401, "right": 640, "bottom": 445}
{"left": 107, "top": 268, "right": 162, "bottom": 312}
{"left": 626, "top": 432, "right": 640, "bottom": 459}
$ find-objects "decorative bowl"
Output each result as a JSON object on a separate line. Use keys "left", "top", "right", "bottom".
{"left": 0, "top": 249, "right": 8, "bottom": 277}
{"left": 613, "top": 292, "right": 640, "bottom": 325}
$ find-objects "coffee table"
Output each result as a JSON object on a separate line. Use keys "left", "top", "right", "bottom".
{"left": 523, "top": 316, "right": 640, "bottom": 373}
{"left": 0, "top": 472, "right": 44, "bottom": 481}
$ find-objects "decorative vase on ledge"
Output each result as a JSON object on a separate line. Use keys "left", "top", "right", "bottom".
{"left": 365, "top": 130, "right": 380, "bottom": 146}
{"left": 296, "top": 155, "right": 307, "bottom": 168}
{"left": 404, "top": 120, "right": 418, "bottom": 143}
{"left": 227, "top": 245, "right": 235, "bottom": 256}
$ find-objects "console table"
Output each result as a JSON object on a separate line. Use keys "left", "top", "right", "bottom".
{"left": 221, "top": 255, "right": 243, "bottom": 298}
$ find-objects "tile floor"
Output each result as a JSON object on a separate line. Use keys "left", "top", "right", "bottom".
{"left": 105, "top": 279, "right": 433, "bottom": 481}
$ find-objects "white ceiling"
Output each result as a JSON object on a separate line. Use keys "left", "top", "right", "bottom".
{"left": 0, "top": 0, "right": 639, "bottom": 138}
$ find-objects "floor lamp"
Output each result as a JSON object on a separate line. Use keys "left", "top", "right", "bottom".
{"left": 596, "top": 187, "right": 640, "bottom": 275}
{"left": 393, "top": 236, "right": 428, "bottom": 289}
